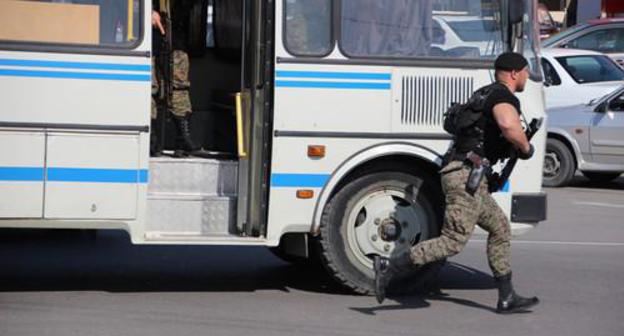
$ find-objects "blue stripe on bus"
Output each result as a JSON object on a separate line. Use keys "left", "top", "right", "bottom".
{"left": 271, "top": 173, "right": 330, "bottom": 188}
{"left": 0, "top": 167, "right": 148, "bottom": 183}
{"left": 275, "top": 80, "right": 391, "bottom": 90}
{"left": 276, "top": 70, "right": 391, "bottom": 81}
{"left": 47, "top": 168, "right": 148, "bottom": 183}
{"left": 0, "top": 59, "right": 150, "bottom": 72}
{"left": 0, "top": 69, "right": 150, "bottom": 82}
{"left": 0, "top": 167, "right": 45, "bottom": 181}
{"left": 501, "top": 180, "right": 510, "bottom": 192}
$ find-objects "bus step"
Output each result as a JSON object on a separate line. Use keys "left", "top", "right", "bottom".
{"left": 143, "top": 232, "right": 267, "bottom": 245}
{"left": 146, "top": 194, "right": 236, "bottom": 236}
{"left": 148, "top": 157, "right": 238, "bottom": 196}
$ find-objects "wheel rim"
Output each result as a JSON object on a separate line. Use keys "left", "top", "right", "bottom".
{"left": 345, "top": 188, "right": 431, "bottom": 269}
{"left": 543, "top": 150, "right": 561, "bottom": 179}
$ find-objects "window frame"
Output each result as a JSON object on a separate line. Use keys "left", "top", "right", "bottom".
{"left": 566, "top": 27, "right": 624, "bottom": 53}
{"left": 541, "top": 58, "right": 562, "bottom": 86}
{"left": 0, "top": 0, "right": 145, "bottom": 56}
{"left": 282, "top": 0, "right": 335, "bottom": 58}
{"left": 335, "top": 0, "right": 505, "bottom": 67}
{"left": 555, "top": 55, "right": 624, "bottom": 84}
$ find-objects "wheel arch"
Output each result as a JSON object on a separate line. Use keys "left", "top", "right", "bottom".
{"left": 310, "top": 142, "right": 444, "bottom": 236}
{"left": 547, "top": 129, "right": 582, "bottom": 170}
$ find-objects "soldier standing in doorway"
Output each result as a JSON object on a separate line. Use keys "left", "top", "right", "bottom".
{"left": 152, "top": 0, "right": 212, "bottom": 157}
{"left": 374, "top": 53, "right": 540, "bottom": 315}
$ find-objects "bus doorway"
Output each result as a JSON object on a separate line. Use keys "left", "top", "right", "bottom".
{"left": 153, "top": 0, "right": 242, "bottom": 155}
{"left": 146, "top": 0, "right": 270, "bottom": 242}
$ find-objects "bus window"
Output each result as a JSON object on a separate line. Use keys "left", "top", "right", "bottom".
{"left": 0, "top": 0, "right": 142, "bottom": 47}
{"left": 340, "top": 0, "right": 504, "bottom": 59}
{"left": 284, "top": 0, "right": 332, "bottom": 56}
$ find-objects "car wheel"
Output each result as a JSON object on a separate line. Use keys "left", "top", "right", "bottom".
{"left": 581, "top": 171, "right": 622, "bottom": 183}
{"left": 317, "top": 170, "right": 443, "bottom": 294}
{"left": 543, "top": 138, "right": 575, "bottom": 187}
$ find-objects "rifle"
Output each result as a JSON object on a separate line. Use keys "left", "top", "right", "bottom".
{"left": 488, "top": 117, "right": 544, "bottom": 193}
{"left": 155, "top": 3, "right": 173, "bottom": 151}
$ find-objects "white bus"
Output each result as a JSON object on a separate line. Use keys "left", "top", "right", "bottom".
{"left": 0, "top": 0, "right": 546, "bottom": 293}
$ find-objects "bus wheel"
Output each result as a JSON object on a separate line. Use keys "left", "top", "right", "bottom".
{"left": 317, "top": 170, "right": 443, "bottom": 295}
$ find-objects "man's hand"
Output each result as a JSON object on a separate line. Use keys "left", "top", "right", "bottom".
{"left": 518, "top": 144, "right": 534, "bottom": 160}
{"left": 152, "top": 10, "right": 165, "bottom": 35}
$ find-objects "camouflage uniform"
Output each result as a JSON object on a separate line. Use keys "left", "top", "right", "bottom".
{"left": 171, "top": 50, "right": 192, "bottom": 117}
{"left": 151, "top": 50, "right": 192, "bottom": 119}
{"left": 408, "top": 160, "right": 511, "bottom": 278}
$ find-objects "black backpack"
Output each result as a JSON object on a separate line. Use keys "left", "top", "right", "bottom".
{"left": 443, "top": 86, "right": 492, "bottom": 136}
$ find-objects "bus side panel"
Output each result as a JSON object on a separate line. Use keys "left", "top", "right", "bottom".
{"left": 44, "top": 133, "right": 141, "bottom": 219}
{"left": 0, "top": 131, "right": 45, "bottom": 218}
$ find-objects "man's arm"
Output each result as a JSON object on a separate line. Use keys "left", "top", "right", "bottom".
{"left": 492, "top": 103, "right": 531, "bottom": 155}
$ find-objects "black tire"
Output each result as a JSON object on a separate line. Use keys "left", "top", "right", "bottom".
{"left": 213, "top": 0, "right": 243, "bottom": 61}
{"left": 543, "top": 138, "right": 576, "bottom": 187}
{"left": 581, "top": 171, "right": 622, "bottom": 183}
{"left": 186, "top": 0, "right": 208, "bottom": 57}
{"left": 317, "top": 169, "right": 443, "bottom": 295}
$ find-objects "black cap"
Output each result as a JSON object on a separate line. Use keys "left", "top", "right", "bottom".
{"left": 495, "top": 52, "right": 528, "bottom": 71}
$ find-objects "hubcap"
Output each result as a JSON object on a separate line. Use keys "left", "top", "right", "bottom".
{"left": 346, "top": 188, "right": 430, "bottom": 269}
{"left": 543, "top": 151, "right": 561, "bottom": 178}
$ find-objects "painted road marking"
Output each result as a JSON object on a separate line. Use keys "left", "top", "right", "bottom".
{"left": 573, "top": 201, "right": 624, "bottom": 209}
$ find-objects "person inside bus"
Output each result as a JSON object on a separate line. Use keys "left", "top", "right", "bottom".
{"left": 152, "top": 0, "right": 214, "bottom": 158}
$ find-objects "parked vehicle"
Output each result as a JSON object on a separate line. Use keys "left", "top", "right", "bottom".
{"left": 538, "top": 4, "right": 561, "bottom": 39}
{"left": 545, "top": 86, "right": 624, "bottom": 187}
{"left": 432, "top": 15, "right": 503, "bottom": 57}
{"left": 542, "top": 18, "right": 624, "bottom": 66}
{"left": 541, "top": 48, "right": 624, "bottom": 109}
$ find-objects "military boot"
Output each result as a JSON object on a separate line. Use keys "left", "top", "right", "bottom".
{"left": 373, "top": 252, "right": 414, "bottom": 304}
{"left": 172, "top": 115, "right": 220, "bottom": 159}
{"left": 495, "top": 273, "right": 539, "bottom": 314}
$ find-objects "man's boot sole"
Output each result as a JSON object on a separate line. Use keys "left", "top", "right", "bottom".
{"left": 496, "top": 298, "right": 540, "bottom": 314}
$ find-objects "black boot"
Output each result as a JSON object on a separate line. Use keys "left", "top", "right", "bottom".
{"left": 172, "top": 115, "right": 199, "bottom": 157}
{"left": 373, "top": 252, "right": 414, "bottom": 304}
{"left": 172, "top": 115, "right": 224, "bottom": 159}
{"left": 495, "top": 273, "right": 539, "bottom": 314}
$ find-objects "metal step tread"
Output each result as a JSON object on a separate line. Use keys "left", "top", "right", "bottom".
{"left": 144, "top": 232, "right": 267, "bottom": 245}
{"left": 148, "top": 157, "right": 238, "bottom": 196}
{"left": 147, "top": 193, "right": 236, "bottom": 200}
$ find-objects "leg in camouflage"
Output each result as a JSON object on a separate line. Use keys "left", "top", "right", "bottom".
{"left": 408, "top": 161, "right": 483, "bottom": 265}
{"left": 477, "top": 192, "right": 512, "bottom": 278}
{"left": 171, "top": 50, "right": 192, "bottom": 117}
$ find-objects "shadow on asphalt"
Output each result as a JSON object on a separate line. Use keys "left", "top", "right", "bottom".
{"left": 350, "top": 262, "right": 498, "bottom": 315}
{"left": 0, "top": 229, "right": 494, "bottom": 299}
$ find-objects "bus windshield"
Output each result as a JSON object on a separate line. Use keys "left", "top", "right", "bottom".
{"left": 339, "top": 0, "right": 505, "bottom": 59}
{"left": 522, "top": 0, "right": 543, "bottom": 80}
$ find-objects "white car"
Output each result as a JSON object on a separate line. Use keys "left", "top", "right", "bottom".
{"left": 432, "top": 15, "right": 503, "bottom": 58}
{"left": 541, "top": 48, "right": 624, "bottom": 109}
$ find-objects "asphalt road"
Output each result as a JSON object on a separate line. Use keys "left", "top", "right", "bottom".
{"left": 1, "top": 176, "right": 623, "bottom": 336}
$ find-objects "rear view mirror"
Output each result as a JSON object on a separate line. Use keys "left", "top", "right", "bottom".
{"left": 509, "top": 0, "right": 524, "bottom": 24}
{"left": 595, "top": 102, "right": 607, "bottom": 113}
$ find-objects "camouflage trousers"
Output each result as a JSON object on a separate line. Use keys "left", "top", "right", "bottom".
{"left": 408, "top": 161, "right": 512, "bottom": 278}
{"left": 151, "top": 50, "right": 192, "bottom": 119}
